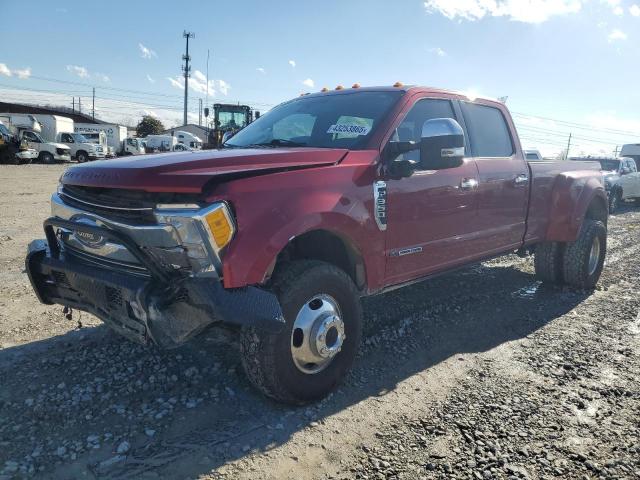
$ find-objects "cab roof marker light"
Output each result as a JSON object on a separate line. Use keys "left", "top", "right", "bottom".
{"left": 393, "top": 81, "right": 403, "bottom": 88}
{"left": 352, "top": 83, "right": 361, "bottom": 88}
{"left": 320, "top": 87, "right": 329, "bottom": 92}
{"left": 335, "top": 85, "right": 344, "bottom": 90}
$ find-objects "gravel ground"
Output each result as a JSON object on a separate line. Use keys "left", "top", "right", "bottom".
{"left": 0, "top": 164, "right": 638, "bottom": 479}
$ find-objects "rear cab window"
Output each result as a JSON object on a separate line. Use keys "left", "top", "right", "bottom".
{"left": 461, "top": 102, "right": 514, "bottom": 158}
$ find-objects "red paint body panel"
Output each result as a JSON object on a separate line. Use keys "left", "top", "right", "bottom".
{"left": 59, "top": 87, "right": 606, "bottom": 294}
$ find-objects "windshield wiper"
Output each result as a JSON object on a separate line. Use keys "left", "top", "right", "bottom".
{"left": 245, "top": 139, "right": 308, "bottom": 148}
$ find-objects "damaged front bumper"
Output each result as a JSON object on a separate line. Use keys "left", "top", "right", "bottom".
{"left": 25, "top": 218, "right": 284, "bottom": 348}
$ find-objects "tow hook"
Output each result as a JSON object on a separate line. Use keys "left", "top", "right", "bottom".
{"left": 62, "top": 305, "right": 73, "bottom": 321}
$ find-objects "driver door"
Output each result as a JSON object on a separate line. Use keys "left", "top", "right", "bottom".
{"left": 383, "top": 98, "right": 479, "bottom": 286}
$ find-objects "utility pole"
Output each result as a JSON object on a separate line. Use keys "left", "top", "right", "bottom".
{"left": 78, "top": 97, "right": 82, "bottom": 115}
{"left": 198, "top": 98, "right": 202, "bottom": 126}
{"left": 182, "top": 30, "right": 195, "bottom": 126}
{"left": 565, "top": 133, "right": 572, "bottom": 160}
{"left": 614, "top": 145, "right": 619, "bottom": 157}
{"left": 72, "top": 97, "right": 75, "bottom": 114}
{"left": 92, "top": 87, "right": 95, "bottom": 120}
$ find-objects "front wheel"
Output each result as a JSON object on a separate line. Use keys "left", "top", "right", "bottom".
{"left": 240, "top": 260, "right": 362, "bottom": 404}
{"left": 563, "top": 219, "right": 606, "bottom": 289}
{"left": 76, "top": 151, "right": 88, "bottom": 163}
{"left": 39, "top": 152, "right": 55, "bottom": 164}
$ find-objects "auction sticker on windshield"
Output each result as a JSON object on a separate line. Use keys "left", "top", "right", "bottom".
{"left": 327, "top": 124, "right": 371, "bottom": 135}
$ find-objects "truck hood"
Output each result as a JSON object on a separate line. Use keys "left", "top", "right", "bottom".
{"left": 60, "top": 147, "right": 348, "bottom": 193}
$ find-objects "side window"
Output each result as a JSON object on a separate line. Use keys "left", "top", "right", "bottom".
{"left": 61, "top": 133, "right": 74, "bottom": 143}
{"left": 394, "top": 98, "right": 456, "bottom": 162}
{"left": 628, "top": 160, "right": 637, "bottom": 173}
{"left": 272, "top": 113, "right": 316, "bottom": 141}
{"left": 462, "top": 102, "right": 514, "bottom": 157}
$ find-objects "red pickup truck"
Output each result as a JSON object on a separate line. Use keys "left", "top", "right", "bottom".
{"left": 26, "top": 85, "right": 608, "bottom": 404}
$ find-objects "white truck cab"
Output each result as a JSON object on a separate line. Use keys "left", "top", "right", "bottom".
{"left": 0, "top": 114, "right": 71, "bottom": 164}
{"left": 57, "top": 132, "right": 105, "bottom": 162}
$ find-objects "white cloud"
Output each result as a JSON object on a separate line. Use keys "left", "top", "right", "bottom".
{"left": 66, "top": 65, "right": 89, "bottom": 78}
{"left": 146, "top": 74, "right": 155, "bottom": 83}
{"left": 139, "top": 43, "right": 157, "bottom": 59}
{"left": 630, "top": 4, "right": 640, "bottom": 16}
{"left": 94, "top": 72, "right": 110, "bottom": 82}
{"left": 302, "top": 78, "right": 315, "bottom": 88}
{"left": 256, "top": 67, "right": 266, "bottom": 74}
{"left": 166, "top": 72, "right": 229, "bottom": 96}
{"left": 0, "top": 63, "right": 12, "bottom": 77}
{"left": 217, "top": 79, "right": 230, "bottom": 95}
{"left": 14, "top": 67, "right": 31, "bottom": 79}
{"left": 429, "top": 47, "right": 447, "bottom": 56}
{"left": 423, "top": 0, "right": 582, "bottom": 23}
{"left": 608, "top": 28, "right": 627, "bottom": 42}
{"left": 613, "top": 6, "right": 623, "bottom": 15}
{"left": 167, "top": 76, "right": 184, "bottom": 89}
{"left": 0, "top": 64, "right": 31, "bottom": 79}
{"left": 288, "top": 60, "right": 296, "bottom": 68}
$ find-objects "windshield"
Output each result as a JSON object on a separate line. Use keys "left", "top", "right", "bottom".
{"left": 225, "top": 91, "right": 403, "bottom": 150}
{"left": 218, "top": 111, "right": 248, "bottom": 130}
{"left": 599, "top": 159, "right": 620, "bottom": 171}
{"left": 71, "top": 133, "right": 88, "bottom": 143}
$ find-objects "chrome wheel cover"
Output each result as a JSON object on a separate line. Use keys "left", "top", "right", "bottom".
{"left": 290, "top": 294, "right": 345, "bottom": 374}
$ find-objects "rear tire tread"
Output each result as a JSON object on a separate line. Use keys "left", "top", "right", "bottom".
{"left": 562, "top": 219, "right": 606, "bottom": 289}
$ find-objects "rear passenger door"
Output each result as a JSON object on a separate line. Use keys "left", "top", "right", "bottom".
{"left": 460, "top": 101, "right": 529, "bottom": 254}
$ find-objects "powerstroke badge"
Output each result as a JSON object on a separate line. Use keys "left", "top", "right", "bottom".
{"left": 373, "top": 181, "right": 387, "bottom": 231}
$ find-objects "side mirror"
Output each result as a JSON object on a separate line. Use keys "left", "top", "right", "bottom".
{"left": 621, "top": 167, "right": 631, "bottom": 175}
{"left": 419, "top": 118, "right": 465, "bottom": 170}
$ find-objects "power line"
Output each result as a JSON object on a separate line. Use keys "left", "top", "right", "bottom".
{"left": 513, "top": 111, "right": 639, "bottom": 137}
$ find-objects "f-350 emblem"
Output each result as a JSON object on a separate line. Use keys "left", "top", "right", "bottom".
{"left": 373, "top": 181, "right": 387, "bottom": 231}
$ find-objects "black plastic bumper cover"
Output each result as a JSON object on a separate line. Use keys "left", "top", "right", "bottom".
{"left": 25, "top": 219, "right": 285, "bottom": 348}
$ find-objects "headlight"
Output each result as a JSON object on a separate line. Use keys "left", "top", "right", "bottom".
{"left": 154, "top": 202, "right": 236, "bottom": 276}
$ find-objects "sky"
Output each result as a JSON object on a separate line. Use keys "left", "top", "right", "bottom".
{"left": 1, "top": 0, "right": 639, "bottom": 157}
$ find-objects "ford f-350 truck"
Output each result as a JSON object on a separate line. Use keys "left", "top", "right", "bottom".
{"left": 26, "top": 85, "right": 608, "bottom": 404}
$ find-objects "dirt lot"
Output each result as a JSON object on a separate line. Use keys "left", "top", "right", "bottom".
{"left": 0, "top": 164, "right": 639, "bottom": 479}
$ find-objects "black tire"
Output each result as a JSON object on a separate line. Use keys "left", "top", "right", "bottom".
{"left": 562, "top": 219, "right": 606, "bottom": 289}
{"left": 608, "top": 190, "right": 620, "bottom": 214}
{"left": 39, "top": 152, "right": 55, "bottom": 164}
{"left": 76, "top": 151, "right": 88, "bottom": 163}
{"left": 534, "top": 241, "right": 564, "bottom": 284}
{"left": 240, "top": 260, "right": 362, "bottom": 404}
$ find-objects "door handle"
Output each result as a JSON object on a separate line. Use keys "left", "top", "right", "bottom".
{"left": 460, "top": 178, "right": 478, "bottom": 190}
{"left": 514, "top": 174, "right": 529, "bottom": 186}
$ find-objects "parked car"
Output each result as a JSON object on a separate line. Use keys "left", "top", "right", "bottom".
{"left": 0, "top": 114, "right": 71, "bottom": 164}
{"left": 571, "top": 156, "right": 640, "bottom": 213}
{"left": 25, "top": 85, "right": 607, "bottom": 404}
